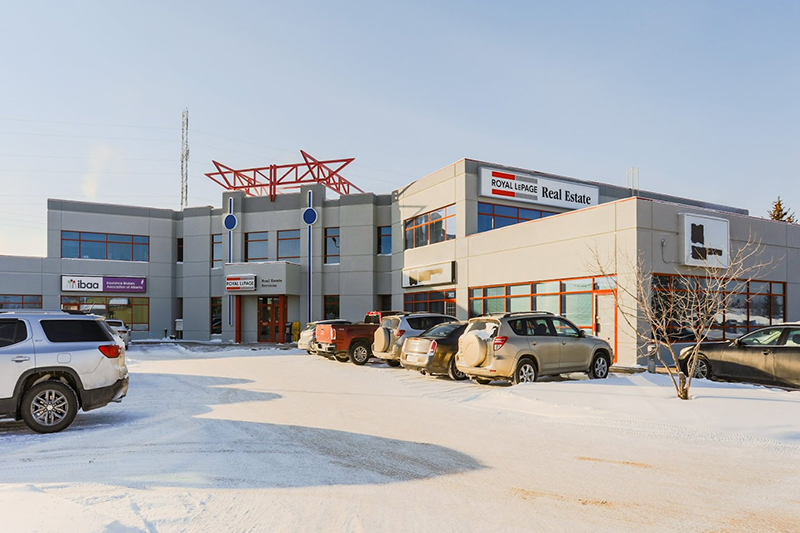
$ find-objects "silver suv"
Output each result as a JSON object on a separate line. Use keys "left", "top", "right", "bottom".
{"left": 0, "top": 311, "right": 129, "bottom": 433}
{"left": 455, "top": 312, "right": 612, "bottom": 384}
{"left": 372, "top": 313, "right": 457, "bottom": 366}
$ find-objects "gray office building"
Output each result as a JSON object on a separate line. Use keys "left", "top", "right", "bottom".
{"left": 1, "top": 158, "right": 797, "bottom": 366}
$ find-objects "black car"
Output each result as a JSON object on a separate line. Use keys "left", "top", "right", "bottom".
{"left": 400, "top": 322, "right": 468, "bottom": 380}
{"left": 679, "top": 324, "right": 800, "bottom": 388}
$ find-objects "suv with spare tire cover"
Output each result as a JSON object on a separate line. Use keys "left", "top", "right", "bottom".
{"left": 372, "top": 313, "right": 457, "bottom": 366}
{"left": 0, "top": 311, "right": 129, "bottom": 433}
{"left": 455, "top": 312, "right": 613, "bottom": 385}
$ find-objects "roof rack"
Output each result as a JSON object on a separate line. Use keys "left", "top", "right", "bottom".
{"left": 0, "top": 309, "right": 88, "bottom": 315}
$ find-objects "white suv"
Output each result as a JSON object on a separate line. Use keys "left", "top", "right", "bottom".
{"left": 0, "top": 311, "right": 129, "bottom": 433}
{"left": 105, "top": 319, "right": 132, "bottom": 349}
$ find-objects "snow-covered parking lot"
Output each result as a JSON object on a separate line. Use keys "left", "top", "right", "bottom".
{"left": 2, "top": 344, "right": 799, "bottom": 533}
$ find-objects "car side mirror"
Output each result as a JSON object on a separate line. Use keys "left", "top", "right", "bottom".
{"left": 732, "top": 338, "right": 741, "bottom": 347}
{"left": 578, "top": 330, "right": 586, "bottom": 338}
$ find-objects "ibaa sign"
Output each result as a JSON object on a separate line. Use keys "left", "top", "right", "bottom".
{"left": 61, "top": 276, "right": 146, "bottom": 293}
{"left": 480, "top": 167, "right": 599, "bottom": 211}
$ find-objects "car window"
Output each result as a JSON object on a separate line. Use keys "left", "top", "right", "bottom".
{"left": 527, "top": 318, "right": 554, "bottom": 336}
{"left": 781, "top": 328, "right": 800, "bottom": 347}
{"left": 382, "top": 317, "right": 400, "bottom": 329}
{"left": 407, "top": 316, "right": 453, "bottom": 331}
{"left": 551, "top": 318, "right": 580, "bottom": 338}
{"left": 508, "top": 319, "right": 527, "bottom": 336}
{"left": 0, "top": 320, "right": 28, "bottom": 348}
{"left": 106, "top": 320, "right": 124, "bottom": 327}
{"left": 740, "top": 327, "right": 783, "bottom": 347}
{"left": 465, "top": 320, "right": 499, "bottom": 337}
{"left": 421, "top": 323, "right": 462, "bottom": 338}
{"left": 40, "top": 319, "right": 113, "bottom": 343}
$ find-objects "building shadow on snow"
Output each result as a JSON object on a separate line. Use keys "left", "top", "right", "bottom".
{"left": 0, "top": 373, "right": 484, "bottom": 490}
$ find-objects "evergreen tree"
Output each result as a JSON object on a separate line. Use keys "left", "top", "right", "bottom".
{"left": 768, "top": 196, "right": 796, "bottom": 223}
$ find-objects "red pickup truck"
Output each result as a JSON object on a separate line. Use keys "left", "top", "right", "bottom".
{"left": 316, "top": 311, "right": 406, "bottom": 365}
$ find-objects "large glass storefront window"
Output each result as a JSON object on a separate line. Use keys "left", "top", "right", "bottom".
{"left": 210, "top": 297, "right": 222, "bottom": 334}
{"left": 469, "top": 276, "right": 617, "bottom": 333}
{"left": 61, "top": 296, "right": 149, "bottom": 331}
{"left": 404, "top": 290, "right": 456, "bottom": 315}
{"left": 651, "top": 274, "right": 785, "bottom": 341}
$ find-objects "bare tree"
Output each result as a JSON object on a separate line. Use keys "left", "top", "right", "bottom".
{"left": 590, "top": 234, "right": 771, "bottom": 400}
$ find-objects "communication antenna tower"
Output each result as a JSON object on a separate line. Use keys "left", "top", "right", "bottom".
{"left": 180, "top": 108, "right": 189, "bottom": 209}
{"left": 626, "top": 167, "right": 640, "bottom": 196}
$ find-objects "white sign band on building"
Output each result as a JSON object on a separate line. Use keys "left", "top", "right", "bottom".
{"left": 225, "top": 275, "right": 256, "bottom": 291}
{"left": 479, "top": 167, "right": 599, "bottom": 211}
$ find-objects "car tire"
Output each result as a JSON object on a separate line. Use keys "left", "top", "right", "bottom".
{"left": 513, "top": 358, "right": 538, "bottom": 385}
{"left": 447, "top": 356, "right": 468, "bottom": 381}
{"left": 688, "top": 356, "right": 712, "bottom": 380}
{"left": 386, "top": 360, "right": 401, "bottom": 367}
{"left": 349, "top": 342, "right": 371, "bottom": 366}
{"left": 334, "top": 353, "right": 350, "bottom": 363}
{"left": 589, "top": 352, "right": 611, "bottom": 379}
{"left": 20, "top": 380, "right": 79, "bottom": 434}
{"left": 472, "top": 377, "right": 491, "bottom": 385}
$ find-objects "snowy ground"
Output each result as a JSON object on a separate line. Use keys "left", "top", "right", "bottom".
{"left": 2, "top": 344, "right": 799, "bottom": 532}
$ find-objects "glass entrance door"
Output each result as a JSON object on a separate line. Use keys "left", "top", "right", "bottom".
{"left": 258, "top": 296, "right": 286, "bottom": 343}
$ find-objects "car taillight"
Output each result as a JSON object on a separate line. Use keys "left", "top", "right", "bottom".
{"left": 493, "top": 336, "right": 508, "bottom": 351}
{"left": 119, "top": 329, "right": 127, "bottom": 334}
{"left": 427, "top": 340, "right": 438, "bottom": 356}
{"left": 99, "top": 344, "right": 121, "bottom": 358}
{"left": 331, "top": 329, "right": 337, "bottom": 340}
{"left": 395, "top": 329, "right": 406, "bottom": 338}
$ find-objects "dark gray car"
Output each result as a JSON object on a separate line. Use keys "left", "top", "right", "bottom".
{"left": 679, "top": 324, "right": 800, "bottom": 388}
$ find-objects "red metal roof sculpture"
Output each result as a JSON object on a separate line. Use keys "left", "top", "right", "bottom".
{"left": 205, "top": 150, "right": 362, "bottom": 201}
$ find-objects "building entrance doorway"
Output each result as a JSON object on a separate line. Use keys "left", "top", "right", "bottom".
{"left": 258, "top": 296, "right": 286, "bottom": 343}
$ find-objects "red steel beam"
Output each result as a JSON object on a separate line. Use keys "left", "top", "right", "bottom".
{"left": 205, "top": 151, "right": 363, "bottom": 201}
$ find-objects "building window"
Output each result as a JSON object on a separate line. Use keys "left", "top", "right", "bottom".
{"left": 61, "top": 231, "right": 149, "bottom": 262}
{"left": 651, "top": 274, "right": 786, "bottom": 342}
{"left": 477, "top": 202, "right": 557, "bottom": 233}
{"left": 177, "top": 238, "right": 184, "bottom": 262}
{"left": 404, "top": 290, "right": 456, "bottom": 315}
{"left": 278, "top": 230, "right": 300, "bottom": 261}
{"left": 468, "top": 276, "right": 616, "bottom": 334}
{"left": 211, "top": 234, "right": 223, "bottom": 267}
{"left": 377, "top": 226, "right": 392, "bottom": 255}
{"left": 0, "top": 294, "right": 42, "bottom": 309}
{"left": 210, "top": 297, "right": 222, "bottom": 334}
{"left": 324, "top": 228, "right": 340, "bottom": 264}
{"left": 246, "top": 232, "right": 269, "bottom": 261}
{"left": 404, "top": 205, "right": 456, "bottom": 250}
{"left": 60, "top": 296, "right": 149, "bottom": 330}
{"left": 324, "top": 295, "right": 340, "bottom": 319}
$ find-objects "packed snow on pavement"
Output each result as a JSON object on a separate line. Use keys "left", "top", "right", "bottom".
{"left": 1, "top": 343, "right": 799, "bottom": 532}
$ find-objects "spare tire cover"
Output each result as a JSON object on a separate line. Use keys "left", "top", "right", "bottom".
{"left": 373, "top": 327, "right": 392, "bottom": 352}
{"left": 460, "top": 333, "right": 488, "bottom": 367}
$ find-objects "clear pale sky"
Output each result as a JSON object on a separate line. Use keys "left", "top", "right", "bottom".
{"left": 1, "top": 1, "right": 798, "bottom": 256}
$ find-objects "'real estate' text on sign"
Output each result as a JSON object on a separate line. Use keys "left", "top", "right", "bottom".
{"left": 479, "top": 168, "right": 599, "bottom": 210}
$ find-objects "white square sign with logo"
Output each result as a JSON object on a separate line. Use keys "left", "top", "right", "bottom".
{"left": 61, "top": 275, "right": 103, "bottom": 292}
{"left": 679, "top": 214, "right": 730, "bottom": 268}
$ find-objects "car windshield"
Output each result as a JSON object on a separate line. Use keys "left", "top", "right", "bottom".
{"left": 304, "top": 323, "right": 316, "bottom": 331}
{"left": 464, "top": 320, "right": 499, "bottom": 338}
{"left": 106, "top": 320, "right": 123, "bottom": 327}
{"left": 420, "top": 323, "right": 463, "bottom": 338}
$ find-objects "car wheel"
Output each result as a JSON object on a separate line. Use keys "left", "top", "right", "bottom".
{"left": 472, "top": 377, "right": 491, "bottom": 385}
{"left": 386, "top": 360, "right": 401, "bottom": 367}
{"left": 513, "top": 358, "right": 538, "bottom": 385}
{"left": 20, "top": 381, "right": 79, "bottom": 434}
{"left": 689, "top": 356, "right": 711, "bottom": 379}
{"left": 447, "top": 356, "right": 468, "bottom": 381}
{"left": 349, "top": 342, "right": 371, "bottom": 366}
{"left": 334, "top": 353, "right": 350, "bottom": 363}
{"left": 589, "top": 353, "right": 610, "bottom": 379}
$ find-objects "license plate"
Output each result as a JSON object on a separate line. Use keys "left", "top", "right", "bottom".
{"left": 406, "top": 355, "right": 418, "bottom": 363}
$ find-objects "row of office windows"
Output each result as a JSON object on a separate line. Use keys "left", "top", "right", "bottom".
{"left": 61, "top": 232, "right": 149, "bottom": 262}
{"left": 0, "top": 294, "right": 43, "bottom": 309}
{"left": 477, "top": 202, "right": 557, "bottom": 233}
{"left": 468, "top": 276, "right": 618, "bottom": 331}
{"left": 60, "top": 296, "right": 150, "bottom": 330}
{"left": 404, "top": 205, "right": 456, "bottom": 250}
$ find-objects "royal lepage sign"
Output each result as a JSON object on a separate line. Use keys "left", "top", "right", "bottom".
{"left": 480, "top": 168, "right": 599, "bottom": 211}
